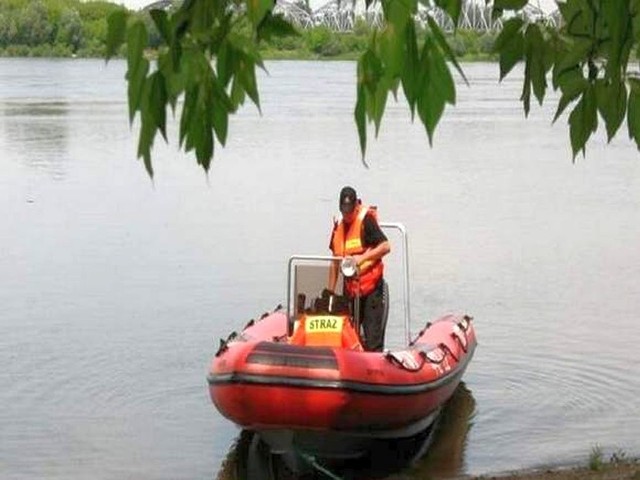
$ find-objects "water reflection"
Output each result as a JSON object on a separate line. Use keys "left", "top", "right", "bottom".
{"left": 0, "top": 101, "right": 70, "bottom": 180}
{"left": 409, "top": 382, "right": 476, "bottom": 479}
{"left": 214, "top": 383, "right": 476, "bottom": 480}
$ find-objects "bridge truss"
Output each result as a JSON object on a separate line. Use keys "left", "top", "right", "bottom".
{"left": 274, "top": 0, "right": 559, "bottom": 32}
{"left": 143, "top": 1, "right": 560, "bottom": 33}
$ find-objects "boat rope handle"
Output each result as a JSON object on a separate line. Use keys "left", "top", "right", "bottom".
{"left": 214, "top": 339, "right": 228, "bottom": 357}
{"left": 420, "top": 347, "right": 445, "bottom": 365}
{"left": 384, "top": 351, "right": 426, "bottom": 371}
{"left": 214, "top": 331, "right": 239, "bottom": 357}
{"left": 451, "top": 326, "right": 468, "bottom": 353}
{"left": 408, "top": 321, "right": 432, "bottom": 346}
{"left": 439, "top": 342, "right": 459, "bottom": 363}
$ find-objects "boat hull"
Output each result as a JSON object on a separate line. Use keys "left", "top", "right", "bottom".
{"left": 208, "top": 309, "right": 476, "bottom": 458}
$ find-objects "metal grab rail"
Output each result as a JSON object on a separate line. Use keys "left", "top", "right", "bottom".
{"left": 379, "top": 222, "right": 412, "bottom": 346}
{"left": 285, "top": 222, "right": 412, "bottom": 346}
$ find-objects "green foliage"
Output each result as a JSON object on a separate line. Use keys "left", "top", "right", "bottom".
{"left": 0, "top": 0, "right": 124, "bottom": 54}
{"left": 104, "top": 0, "right": 287, "bottom": 175}
{"left": 6, "top": 0, "right": 640, "bottom": 172}
{"left": 306, "top": 26, "right": 344, "bottom": 56}
{"left": 101, "top": 0, "right": 478, "bottom": 174}
{"left": 88, "top": 0, "right": 639, "bottom": 173}
{"left": 493, "top": 0, "right": 640, "bottom": 158}
{"left": 589, "top": 444, "right": 604, "bottom": 471}
{"left": 56, "top": 9, "right": 83, "bottom": 52}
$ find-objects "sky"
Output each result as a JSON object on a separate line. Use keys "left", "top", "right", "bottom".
{"left": 115, "top": 0, "right": 559, "bottom": 13}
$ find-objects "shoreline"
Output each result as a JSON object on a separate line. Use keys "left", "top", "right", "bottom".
{"left": 0, "top": 52, "right": 497, "bottom": 63}
{"left": 463, "top": 461, "right": 640, "bottom": 480}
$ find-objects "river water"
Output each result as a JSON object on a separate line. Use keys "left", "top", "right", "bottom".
{"left": 1, "top": 58, "right": 639, "bottom": 480}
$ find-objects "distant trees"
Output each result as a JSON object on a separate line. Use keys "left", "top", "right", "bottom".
{"left": 0, "top": 0, "right": 495, "bottom": 61}
{"left": 0, "top": 0, "right": 124, "bottom": 56}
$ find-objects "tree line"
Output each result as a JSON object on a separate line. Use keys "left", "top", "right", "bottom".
{"left": 0, "top": 0, "right": 497, "bottom": 61}
{"left": 0, "top": 0, "right": 127, "bottom": 57}
{"left": 257, "top": 20, "right": 497, "bottom": 61}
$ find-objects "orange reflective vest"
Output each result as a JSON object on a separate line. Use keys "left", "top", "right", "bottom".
{"left": 330, "top": 204, "right": 384, "bottom": 297}
{"left": 289, "top": 314, "right": 363, "bottom": 350}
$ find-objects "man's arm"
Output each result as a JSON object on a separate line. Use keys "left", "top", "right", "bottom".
{"left": 354, "top": 214, "right": 391, "bottom": 267}
{"left": 354, "top": 240, "right": 390, "bottom": 268}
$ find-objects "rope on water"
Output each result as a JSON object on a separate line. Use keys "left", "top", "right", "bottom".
{"left": 296, "top": 451, "right": 344, "bottom": 480}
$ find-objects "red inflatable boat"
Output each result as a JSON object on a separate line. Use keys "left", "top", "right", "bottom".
{"left": 207, "top": 224, "right": 477, "bottom": 464}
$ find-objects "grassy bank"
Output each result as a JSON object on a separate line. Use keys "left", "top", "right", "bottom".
{"left": 465, "top": 450, "right": 639, "bottom": 480}
{"left": 467, "top": 462, "right": 639, "bottom": 480}
{"left": 254, "top": 23, "right": 498, "bottom": 62}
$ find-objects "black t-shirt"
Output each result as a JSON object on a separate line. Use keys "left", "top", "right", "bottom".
{"left": 330, "top": 213, "right": 388, "bottom": 250}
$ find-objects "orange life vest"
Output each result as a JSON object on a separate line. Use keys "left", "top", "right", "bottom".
{"left": 288, "top": 314, "right": 363, "bottom": 350}
{"left": 330, "top": 204, "right": 384, "bottom": 297}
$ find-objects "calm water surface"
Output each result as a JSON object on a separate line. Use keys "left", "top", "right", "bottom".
{"left": 1, "top": 58, "right": 639, "bottom": 480}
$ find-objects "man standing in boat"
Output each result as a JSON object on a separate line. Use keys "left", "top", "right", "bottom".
{"left": 328, "top": 186, "right": 391, "bottom": 352}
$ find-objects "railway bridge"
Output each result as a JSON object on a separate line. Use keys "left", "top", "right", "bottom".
{"left": 141, "top": 0, "right": 560, "bottom": 32}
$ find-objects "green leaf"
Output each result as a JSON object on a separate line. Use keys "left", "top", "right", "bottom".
{"left": 195, "top": 103, "right": 214, "bottom": 171}
{"left": 601, "top": 1, "right": 631, "bottom": 81}
{"left": 627, "top": 79, "right": 640, "bottom": 149}
{"left": 569, "top": 85, "right": 597, "bottom": 159}
{"left": 429, "top": 41, "right": 456, "bottom": 105}
{"left": 190, "top": 0, "right": 215, "bottom": 34}
{"left": 525, "top": 24, "right": 547, "bottom": 106}
{"left": 158, "top": 52, "right": 184, "bottom": 110}
{"left": 494, "top": 17, "right": 524, "bottom": 80}
{"left": 360, "top": 49, "right": 384, "bottom": 97}
{"left": 559, "top": 0, "right": 592, "bottom": 38}
{"left": 400, "top": 22, "right": 420, "bottom": 118}
{"left": 378, "top": 23, "right": 405, "bottom": 76}
{"left": 416, "top": 37, "right": 447, "bottom": 144}
{"left": 257, "top": 12, "right": 298, "bottom": 42}
{"left": 237, "top": 54, "right": 261, "bottom": 113}
{"left": 106, "top": 9, "right": 128, "bottom": 61}
{"left": 554, "top": 92, "right": 581, "bottom": 124}
{"left": 553, "top": 68, "right": 588, "bottom": 123}
{"left": 382, "top": 0, "right": 416, "bottom": 27}
{"left": 179, "top": 88, "right": 198, "bottom": 148}
{"left": 372, "top": 76, "right": 392, "bottom": 136}
{"left": 230, "top": 76, "right": 246, "bottom": 109}
{"left": 126, "top": 21, "right": 149, "bottom": 122}
{"left": 494, "top": 17, "right": 524, "bottom": 51}
{"left": 212, "top": 105, "right": 229, "bottom": 146}
{"left": 355, "top": 82, "right": 367, "bottom": 157}
{"left": 433, "top": 0, "right": 462, "bottom": 25}
{"left": 494, "top": 0, "right": 527, "bottom": 10}
{"left": 216, "top": 42, "right": 234, "bottom": 88}
{"left": 209, "top": 73, "right": 231, "bottom": 146}
{"left": 427, "top": 15, "right": 467, "bottom": 85}
{"left": 595, "top": 79, "right": 627, "bottom": 142}
{"left": 553, "top": 37, "right": 592, "bottom": 82}
{"left": 417, "top": 87, "right": 445, "bottom": 146}
{"left": 138, "top": 110, "right": 156, "bottom": 177}
{"left": 633, "top": 2, "right": 640, "bottom": 42}
{"left": 246, "top": 0, "right": 273, "bottom": 27}
{"left": 126, "top": 59, "right": 149, "bottom": 124}
{"left": 150, "top": 9, "right": 171, "bottom": 44}
{"left": 148, "top": 71, "right": 168, "bottom": 141}
{"left": 521, "top": 64, "right": 532, "bottom": 117}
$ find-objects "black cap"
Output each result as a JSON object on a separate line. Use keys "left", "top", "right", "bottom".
{"left": 339, "top": 186, "right": 357, "bottom": 214}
